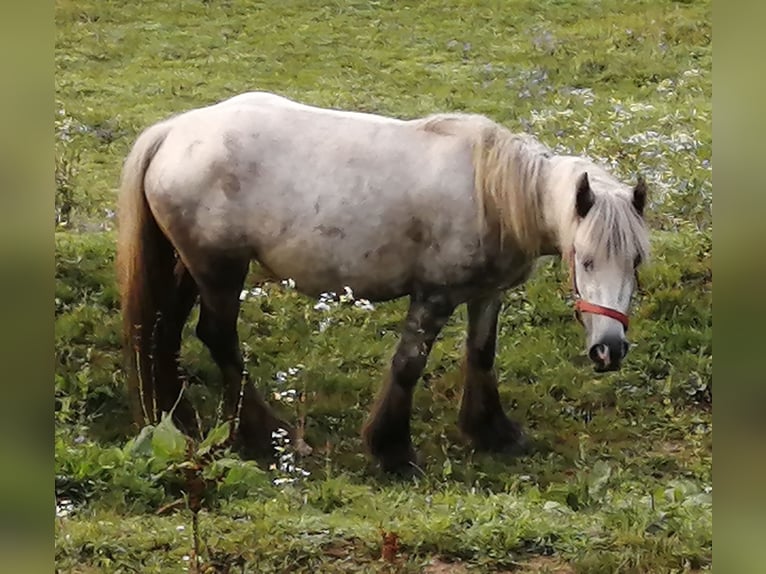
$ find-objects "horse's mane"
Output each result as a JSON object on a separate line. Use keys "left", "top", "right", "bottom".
{"left": 416, "top": 114, "right": 650, "bottom": 264}
{"left": 416, "top": 113, "right": 552, "bottom": 254}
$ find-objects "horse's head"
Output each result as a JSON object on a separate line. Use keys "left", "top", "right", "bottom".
{"left": 568, "top": 170, "right": 649, "bottom": 372}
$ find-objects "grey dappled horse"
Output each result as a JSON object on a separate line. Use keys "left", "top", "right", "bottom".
{"left": 117, "top": 92, "right": 649, "bottom": 472}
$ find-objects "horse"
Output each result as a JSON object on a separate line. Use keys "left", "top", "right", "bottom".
{"left": 116, "top": 91, "right": 650, "bottom": 472}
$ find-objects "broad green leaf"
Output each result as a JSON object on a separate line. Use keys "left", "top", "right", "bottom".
{"left": 203, "top": 458, "right": 269, "bottom": 494}
{"left": 587, "top": 460, "right": 612, "bottom": 501}
{"left": 196, "top": 421, "right": 232, "bottom": 457}
{"left": 123, "top": 424, "right": 155, "bottom": 457}
{"left": 151, "top": 416, "right": 187, "bottom": 463}
{"left": 220, "top": 460, "right": 268, "bottom": 490}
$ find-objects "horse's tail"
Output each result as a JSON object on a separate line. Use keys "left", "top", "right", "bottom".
{"left": 116, "top": 121, "right": 175, "bottom": 428}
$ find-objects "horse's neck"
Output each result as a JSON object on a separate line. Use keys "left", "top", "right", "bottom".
{"left": 537, "top": 156, "right": 581, "bottom": 257}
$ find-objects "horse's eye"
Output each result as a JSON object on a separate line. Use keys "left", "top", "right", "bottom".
{"left": 582, "top": 259, "right": 594, "bottom": 271}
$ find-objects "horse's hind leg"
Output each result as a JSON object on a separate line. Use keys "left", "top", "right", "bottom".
{"left": 362, "top": 291, "right": 456, "bottom": 473}
{"left": 193, "top": 256, "right": 290, "bottom": 458}
{"left": 153, "top": 260, "right": 200, "bottom": 436}
{"left": 458, "top": 295, "right": 525, "bottom": 454}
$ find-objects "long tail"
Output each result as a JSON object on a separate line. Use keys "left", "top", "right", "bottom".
{"left": 116, "top": 121, "right": 176, "bottom": 428}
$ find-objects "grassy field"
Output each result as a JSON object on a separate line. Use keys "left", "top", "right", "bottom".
{"left": 54, "top": 0, "right": 712, "bottom": 572}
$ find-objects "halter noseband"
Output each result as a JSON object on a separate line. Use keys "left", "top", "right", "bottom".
{"left": 568, "top": 249, "right": 632, "bottom": 331}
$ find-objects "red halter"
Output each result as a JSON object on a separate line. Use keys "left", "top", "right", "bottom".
{"left": 568, "top": 250, "right": 632, "bottom": 332}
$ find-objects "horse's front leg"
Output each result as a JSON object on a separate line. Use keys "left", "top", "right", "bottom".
{"left": 458, "top": 295, "right": 526, "bottom": 454}
{"left": 362, "top": 291, "right": 456, "bottom": 473}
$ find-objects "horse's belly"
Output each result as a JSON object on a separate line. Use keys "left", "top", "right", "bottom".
{"left": 255, "top": 236, "right": 418, "bottom": 301}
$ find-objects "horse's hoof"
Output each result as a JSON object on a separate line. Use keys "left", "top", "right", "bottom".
{"left": 377, "top": 446, "right": 420, "bottom": 476}
{"left": 293, "top": 437, "right": 313, "bottom": 457}
{"left": 234, "top": 418, "right": 293, "bottom": 462}
{"left": 361, "top": 417, "right": 418, "bottom": 475}
{"left": 490, "top": 433, "right": 529, "bottom": 457}
{"left": 463, "top": 414, "right": 528, "bottom": 456}
{"left": 365, "top": 437, "right": 419, "bottom": 475}
{"left": 235, "top": 432, "right": 275, "bottom": 461}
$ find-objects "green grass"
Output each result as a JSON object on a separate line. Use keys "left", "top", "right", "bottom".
{"left": 55, "top": 1, "right": 711, "bottom": 572}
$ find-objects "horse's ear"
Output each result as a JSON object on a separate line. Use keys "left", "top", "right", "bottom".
{"left": 633, "top": 174, "right": 647, "bottom": 217}
{"left": 575, "top": 172, "right": 594, "bottom": 219}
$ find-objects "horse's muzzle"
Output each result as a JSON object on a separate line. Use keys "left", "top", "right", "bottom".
{"left": 589, "top": 338, "right": 629, "bottom": 372}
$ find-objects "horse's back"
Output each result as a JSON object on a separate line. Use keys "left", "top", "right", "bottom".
{"left": 145, "top": 91, "right": 474, "bottom": 217}
{"left": 214, "top": 91, "right": 407, "bottom": 125}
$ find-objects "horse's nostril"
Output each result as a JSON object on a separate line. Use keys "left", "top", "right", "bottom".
{"left": 622, "top": 340, "right": 630, "bottom": 357}
{"left": 589, "top": 343, "right": 609, "bottom": 366}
